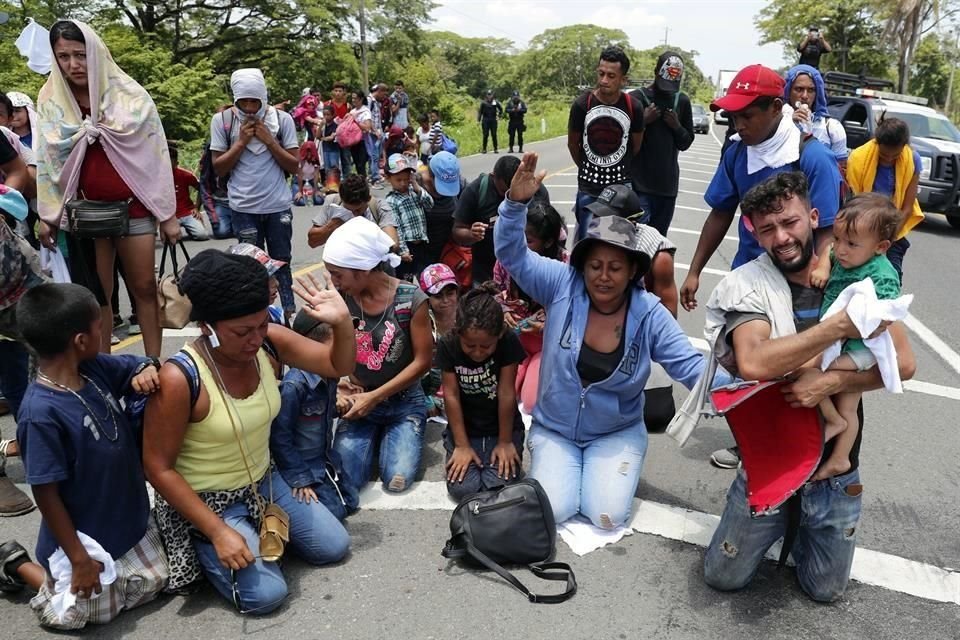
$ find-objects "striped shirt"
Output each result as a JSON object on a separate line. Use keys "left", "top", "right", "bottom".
{"left": 385, "top": 187, "right": 433, "bottom": 254}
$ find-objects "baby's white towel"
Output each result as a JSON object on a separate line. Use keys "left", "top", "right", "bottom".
{"left": 820, "top": 277, "right": 913, "bottom": 393}
{"left": 47, "top": 532, "right": 118, "bottom": 622}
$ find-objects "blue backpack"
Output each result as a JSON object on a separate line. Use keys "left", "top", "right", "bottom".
{"left": 441, "top": 134, "right": 459, "bottom": 155}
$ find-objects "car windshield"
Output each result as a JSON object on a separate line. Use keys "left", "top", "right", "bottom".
{"left": 879, "top": 109, "right": 960, "bottom": 142}
{"left": 692, "top": 105, "right": 706, "bottom": 115}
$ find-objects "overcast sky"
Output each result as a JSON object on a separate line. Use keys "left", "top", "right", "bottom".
{"left": 428, "top": 0, "right": 790, "bottom": 86}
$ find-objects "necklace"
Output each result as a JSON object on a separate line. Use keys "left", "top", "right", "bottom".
{"left": 201, "top": 340, "right": 271, "bottom": 453}
{"left": 590, "top": 295, "right": 628, "bottom": 317}
{"left": 36, "top": 372, "right": 119, "bottom": 442}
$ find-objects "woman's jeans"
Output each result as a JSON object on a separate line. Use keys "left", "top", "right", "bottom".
{"left": 192, "top": 468, "right": 350, "bottom": 614}
{"left": 333, "top": 385, "right": 427, "bottom": 493}
{"left": 527, "top": 421, "right": 647, "bottom": 528}
{"left": 442, "top": 428, "right": 525, "bottom": 501}
{"left": 703, "top": 468, "right": 862, "bottom": 602}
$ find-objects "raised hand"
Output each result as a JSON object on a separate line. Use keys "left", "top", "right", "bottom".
{"left": 294, "top": 272, "right": 351, "bottom": 327}
{"left": 507, "top": 152, "right": 546, "bottom": 203}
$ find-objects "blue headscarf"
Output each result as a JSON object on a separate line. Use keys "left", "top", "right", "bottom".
{"left": 783, "top": 64, "right": 829, "bottom": 120}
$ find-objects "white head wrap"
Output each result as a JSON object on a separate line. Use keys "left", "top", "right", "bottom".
{"left": 229, "top": 68, "right": 279, "bottom": 154}
{"left": 324, "top": 217, "right": 402, "bottom": 270}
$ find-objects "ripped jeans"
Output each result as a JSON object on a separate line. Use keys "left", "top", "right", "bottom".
{"left": 232, "top": 209, "right": 295, "bottom": 315}
{"left": 527, "top": 421, "right": 647, "bottom": 528}
{"left": 333, "top": 385, "right": 427, "bottom": 493}
{"left": 703, "top": 468, "right": 862, "bottom": 602}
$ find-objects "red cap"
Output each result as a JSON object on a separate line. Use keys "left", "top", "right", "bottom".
{"left": 710, "top": 65, "right": 785, "bottom": 113}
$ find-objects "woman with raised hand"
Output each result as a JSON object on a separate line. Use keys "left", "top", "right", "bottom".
{"left": 143, "top": 249, "right": 355, "bottom": 614}
{"left": 35, "top": 20, "right": 179, "bottom": 357}
{"left": 493, "top": 153, "right": 704, "bottom": 529}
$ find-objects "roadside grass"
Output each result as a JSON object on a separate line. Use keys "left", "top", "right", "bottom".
{"left": 444, "top": 101, "right": 570, "bottom": 155}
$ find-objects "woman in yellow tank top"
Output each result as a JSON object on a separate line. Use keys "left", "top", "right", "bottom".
{"left": 143, "top": 249, "right": 356, "bottom": 614}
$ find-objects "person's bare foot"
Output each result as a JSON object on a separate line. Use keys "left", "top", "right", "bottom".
{"left": 823, "top": 416, "right": 846, "bottom": 442}
{"left": 812, "top": 456, "right": 852, "bottom": 482}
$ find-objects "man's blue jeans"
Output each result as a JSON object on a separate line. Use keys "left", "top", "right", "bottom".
{"left": 365, "top": 135, "right": 382, "bottom": 182}
{"left": 192, "top": 468, "right": 350, "bottom": 614}
{"left": 442, "top": 428, "right": 525, "bottom": 501}
{"left": 634, "top": 192, "right": 678, "bottom": 237}
{"left": 0, "top": 339, "right": 30, "bottom": 415}
{"left": 703, "top": 468, "right": 862, "bottom": 602}
{"left": 213, "top": 200, "right": 234, "bottom": 240}
{"left": 232, "top": 209, "right": 295, "bottom": 316}
{"left": 527, "top": 421, "right": 647, "bottom": 528}
{"left": 333, "top": 385, "right": 427, "bottom": 493}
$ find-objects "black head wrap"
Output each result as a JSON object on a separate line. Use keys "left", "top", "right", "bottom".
{"left": 179, "top": 249, "right": 270, "bottom": 323}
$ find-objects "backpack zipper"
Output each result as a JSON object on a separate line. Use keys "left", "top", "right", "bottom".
{"left": 473, "top": 496, "right": 525, "bottom": 515}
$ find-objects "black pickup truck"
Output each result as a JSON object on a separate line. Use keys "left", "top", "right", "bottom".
{"left": 827, "top": 94, "right": 960, "bottom": 229}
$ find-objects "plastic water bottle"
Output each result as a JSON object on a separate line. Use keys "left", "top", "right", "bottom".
{"left": 795, "top": 102, "right": 812, "bottom": 134}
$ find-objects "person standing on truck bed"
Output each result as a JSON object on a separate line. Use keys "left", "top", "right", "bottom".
{"left": 797, "top": 27, "right": 831, "bottom": 69}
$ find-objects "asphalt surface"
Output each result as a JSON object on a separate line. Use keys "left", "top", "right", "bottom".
{"left": 2, "top": 132, "right": 960, "bottom": 638}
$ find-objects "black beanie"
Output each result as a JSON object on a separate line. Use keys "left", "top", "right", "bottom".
{"left": 180, "top": 249, "right": 271, "bottom": 323}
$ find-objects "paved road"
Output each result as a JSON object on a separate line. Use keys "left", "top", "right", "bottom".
{"left": 2, "top": 132, "right": 960, "bottom": 639}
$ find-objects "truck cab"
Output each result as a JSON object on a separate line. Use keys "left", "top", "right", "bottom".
{"left": 824, "top": 72, "right": 960, "bottom": 228}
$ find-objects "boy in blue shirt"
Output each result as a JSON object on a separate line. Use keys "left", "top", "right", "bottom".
{"left": 270, "top": 312, "right": 358, "bottom": 521}
{"left": 0, "top": 283, "right": 166, "bottom": 630}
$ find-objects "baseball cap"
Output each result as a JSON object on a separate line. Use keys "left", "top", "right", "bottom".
{"left": 386, "top": 153, "right": 415, "bottom": 174}
{"left": 654, "top": 52, "right": 684, "bottom": 93}
{"left": 0, "top": 184, "right": 28, "bottom": 221}
{"left": 429, "top": 152, "right": 461, "bottom": 197}
{"left": 569, "top": 216, "right": 656, "bottom": 282}
{"left": 586, "top": 184, "right": 645, "bottom": 219}
{"left": 710, "top": 64, "right": 785, "bottom": 113}
{"left": 419, "top": 263, "right": 458, "bottom": 295}
{"left": 227, "top": 243, "right": 287, "bottom": 276}
{"left": 511, "top": 90, "right": 519, "bottom": 97}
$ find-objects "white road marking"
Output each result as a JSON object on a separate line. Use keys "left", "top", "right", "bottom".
{"left": 679, "top": 176, "right": 712, "bottom": 185}
{"left": 902, "top": 314, "right": 960, "bottom": 376}
{"left": 674, "top": 167, "right": 716, "bottom": 176}
{"left": 670, "top": 228, "right": 736, "bottom": 243}
{"left": 678, "top": 159, "right": 721, "bottom": 169}
{"left": 355, "top": 481, "right": 960, "bottom": 605}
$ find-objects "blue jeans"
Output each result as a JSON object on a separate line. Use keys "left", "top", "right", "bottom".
{"left": 442, "top": 428, "right": 525, "bottom": 501}
{"left": 573, "top": 191, "right": 598, "bottom": 242}
{"left": 333, "top": 385, "right": 427, "bottom": 493}
{"left": 178, "top": 215, "right": 210, "bottom": 241}
{"left": 0, "top": 338, "right": 30, "bottom": 414}
{"left": 192, "top": 469, "right": 350, "bottom": 614}
{"left": 232, "top": 210, "right": 295, "bottom": 315}
{"left": 527, "top": 421, "right": 647, "bottom": 528}
{"left": 634, "top": 192, "right": 677, "bottom": 237}
{"left": 365, "top": 135, "right": 382, "bottom": 182}
{"left": 886, "top": 236, "right": 910, "bottom": 284}
{"left": 322, "top": 149, "right": 341, "bottom": 177}
{"left": 703, "top": 468, "right": 862, "bottom": 602}
{"left": 213, "top": 200, "right": 234, "bottom": 239}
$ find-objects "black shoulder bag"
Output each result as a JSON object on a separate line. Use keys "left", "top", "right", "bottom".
{"left": 441, "top": 479, "right": 577, "bottom": 603}
{"left": 65, "top": 190, "right": 131, "bottom": 238}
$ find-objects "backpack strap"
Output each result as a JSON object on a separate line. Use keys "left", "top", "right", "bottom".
{"left": 393, "top": 282, "right": 419, "bottom": 335}
{"left": 792, "top": 132, "right": 815, "bottom": 171}
{"left": 478, "top": 173, "right": 495, "bottom": 211}
{"left": 167, "top": 349, "right": 201, "bottom": 408}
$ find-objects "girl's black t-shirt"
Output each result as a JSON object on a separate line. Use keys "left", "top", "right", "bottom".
{"left": 436, "top": 331, "right": 526, "bottom": 437}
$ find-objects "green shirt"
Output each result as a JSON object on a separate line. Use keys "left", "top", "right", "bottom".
{"left": 821, "top": 253, "right": 901, "bottom": 352}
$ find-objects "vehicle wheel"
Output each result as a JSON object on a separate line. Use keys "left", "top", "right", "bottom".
{"left": 948, "top": 216, "right": 960, "bottom": 230}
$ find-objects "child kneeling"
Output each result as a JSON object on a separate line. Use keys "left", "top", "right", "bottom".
{"left": 438, "top": 287, "right": 526, "bottom": 501}
{"left": 810, "top": 194, "right": 904, "bottom": 480}
{"left": 0, "top": 284, "right": 167, "bottom": 630}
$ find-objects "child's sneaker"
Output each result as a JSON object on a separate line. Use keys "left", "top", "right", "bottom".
{"left": 0, "top": 540, "right": 29, "bottom": 592}
{"left": 128, "top": 315, "right": 141, "bottom": 336}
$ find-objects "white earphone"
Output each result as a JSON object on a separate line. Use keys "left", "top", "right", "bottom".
{"left": 207, "top": 326, "right": 221, "bottom": 348}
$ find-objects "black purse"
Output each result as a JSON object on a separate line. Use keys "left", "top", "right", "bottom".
{"left": 65, "top": 193, "right": 131, "bottom": 238}
{"left": 441, "top": 479, "right": 577, "bottom": 603}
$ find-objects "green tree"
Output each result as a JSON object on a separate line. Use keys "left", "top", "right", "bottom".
{"left": 755, "top": 0, "right": 891, "bottom": 77}
{"left": 514, "top": 25, "right": 635, "bottom": 97}
{"left": 910, "top": 32, "right": 952, "bottom": 107}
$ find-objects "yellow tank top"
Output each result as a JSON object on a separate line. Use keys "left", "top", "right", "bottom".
{"left": 174, "top": 344, "right": 280, "bottom": 492}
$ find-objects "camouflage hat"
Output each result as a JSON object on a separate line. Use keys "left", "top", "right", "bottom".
{"left": 570, "top": 215, "right": 667, "bottom": 281}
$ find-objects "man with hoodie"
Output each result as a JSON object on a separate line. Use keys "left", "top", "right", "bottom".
{"left": 782, "top": 65, "right": 848, "bottom": 171}
{"left": 629, "top": 51, "right": 694, "bottom": 236}
{"left": 209, "top": 68, "right": 300, "bottom": 320}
